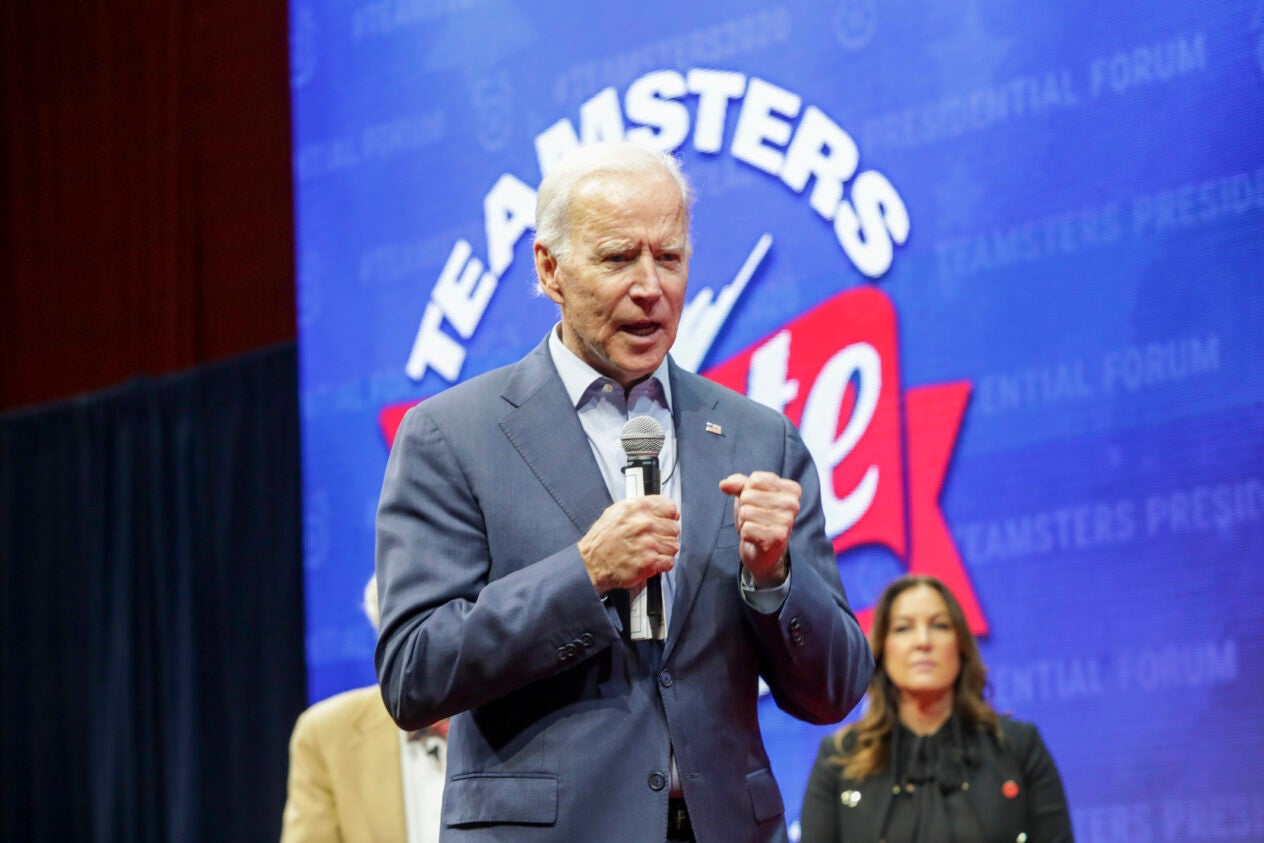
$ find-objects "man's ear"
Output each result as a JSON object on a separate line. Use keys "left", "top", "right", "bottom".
{"left": 534, "top": 241, "right": 564, "bottom": 305}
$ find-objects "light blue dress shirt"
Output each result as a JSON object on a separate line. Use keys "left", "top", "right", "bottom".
{"left": 546, "top": 325, "right": 789, "bottom": 623}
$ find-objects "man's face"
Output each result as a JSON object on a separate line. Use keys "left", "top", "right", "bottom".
{"left": 534, "top": 169, "right": 688, "bottom": 388}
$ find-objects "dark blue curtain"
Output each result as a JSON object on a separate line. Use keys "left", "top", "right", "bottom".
{"left": 0, "top": 344, "right": 306, "bottom": 842}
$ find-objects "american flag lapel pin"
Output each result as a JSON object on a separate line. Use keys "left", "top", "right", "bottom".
{"left": 705, "top": 421, "right": 723, "bottom": 435}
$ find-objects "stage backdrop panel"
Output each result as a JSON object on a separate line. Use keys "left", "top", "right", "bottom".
{"left": 290, "top": 1, "right": 1264, "bottom": 838}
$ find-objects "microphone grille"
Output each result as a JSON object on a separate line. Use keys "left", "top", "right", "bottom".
{"left": 619, "top": 415, "right": 665, "bottom": 457}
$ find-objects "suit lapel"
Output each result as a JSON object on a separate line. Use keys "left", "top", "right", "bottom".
{"left": 498, "top": 339, "right": 612, "bottom": 536}
{"left": 856, "top": 773, "right": 897, "bottom": 842}
{"left": 662, "top": 363, "right": 731, "bottom": 662}
{"left": 963, "top": 731, "right": 1026, "bottom": 836}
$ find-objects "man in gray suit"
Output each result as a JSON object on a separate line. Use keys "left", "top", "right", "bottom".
{"left": 375, "top": 141, "right": 873, "bottom": 842}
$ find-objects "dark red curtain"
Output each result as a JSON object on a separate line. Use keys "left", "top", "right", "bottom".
{"left": 0, "top": 0, "right": 296, "bottom": 411}
{"left": 0, "top": 2, "right": 305, "bottom": 840}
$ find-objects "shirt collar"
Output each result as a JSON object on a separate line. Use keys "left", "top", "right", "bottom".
{"left": 547, "top": 323, "right": 674, "bottom": 412}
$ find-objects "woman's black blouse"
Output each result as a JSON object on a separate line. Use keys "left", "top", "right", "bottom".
{"left": 798, "top": 714, "right": 1075, "bottom": 843}
{"left": 883, "top": 719, "right": 986, "bottom": 843}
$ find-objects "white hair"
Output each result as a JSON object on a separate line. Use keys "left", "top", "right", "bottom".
{"left": 362, "top": 575, "right": 380, "bottom": 632}
{"left": 533, "top": 141, "right": 694, "bottom": 290}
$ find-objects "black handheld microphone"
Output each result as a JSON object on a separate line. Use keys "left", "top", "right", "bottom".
{"left": 620, "top": 416, "right": 666, "bottom": 641}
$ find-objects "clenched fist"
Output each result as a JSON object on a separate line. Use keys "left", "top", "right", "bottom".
{"left": 718, "top": 471, "right": 799, "bottom": 588}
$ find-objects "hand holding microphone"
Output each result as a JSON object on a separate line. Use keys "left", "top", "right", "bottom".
{"left": 576, "top": 416, "right": 675, "bottom": 641}
{"left": 578, "top": 419, "right": 677, "bottom": 616}
{"left": 620, "top": 416, "right": 668, "bottom": 640}
{"left": 577, "top": 495, "right": 678, "bottom": 595}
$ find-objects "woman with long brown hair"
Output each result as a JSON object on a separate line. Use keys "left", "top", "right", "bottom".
{"left": 799, "top": 575, "right": 1073, "bottom": 842}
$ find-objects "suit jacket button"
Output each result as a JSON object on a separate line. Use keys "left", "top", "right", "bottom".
{"left": 648, "top": 772, "right": 667, "bottom": 791}
{"left": 578, "top": 633, "right": 594, "bottom": 647}
{"left": 556, "top": 644, "right": 577, "bottom": 662}
{"left": 659, "top": 670, "right": 673, "bottom": 687}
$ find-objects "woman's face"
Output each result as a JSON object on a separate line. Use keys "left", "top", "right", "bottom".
{"left": 882, "top": 585, "right": 961, "bottom": 702}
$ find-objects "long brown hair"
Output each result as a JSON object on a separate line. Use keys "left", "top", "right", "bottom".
{"left": 833, "top": 575, "right": 998, "bottom": 780}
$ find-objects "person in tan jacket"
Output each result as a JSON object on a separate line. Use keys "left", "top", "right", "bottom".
{"left": 281, "top": 578, "right": 446, "bottom": 843}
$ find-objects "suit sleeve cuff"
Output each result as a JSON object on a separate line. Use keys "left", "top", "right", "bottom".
{"left": 740, "top": 566, "right": 791, "bottom": 614}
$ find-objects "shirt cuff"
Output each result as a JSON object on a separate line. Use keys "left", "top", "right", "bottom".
{"left": 740, "top": 566, "right": 791, "bottom": 614}
{"left": 601, "top": 593, "right": 624, "bottom": 634}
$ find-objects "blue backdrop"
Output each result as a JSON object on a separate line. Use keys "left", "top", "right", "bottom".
{"left": 290, "top": 1, "right": 1264, "bottom": 838}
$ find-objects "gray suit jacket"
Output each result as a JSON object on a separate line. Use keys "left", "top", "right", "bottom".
{"left": 375, "top": 336, "right": 873, "bottom": 842}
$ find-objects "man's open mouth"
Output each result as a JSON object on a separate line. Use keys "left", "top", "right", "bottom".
{"left": 622, "top": 322, "right": 659, "bottom": 337}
